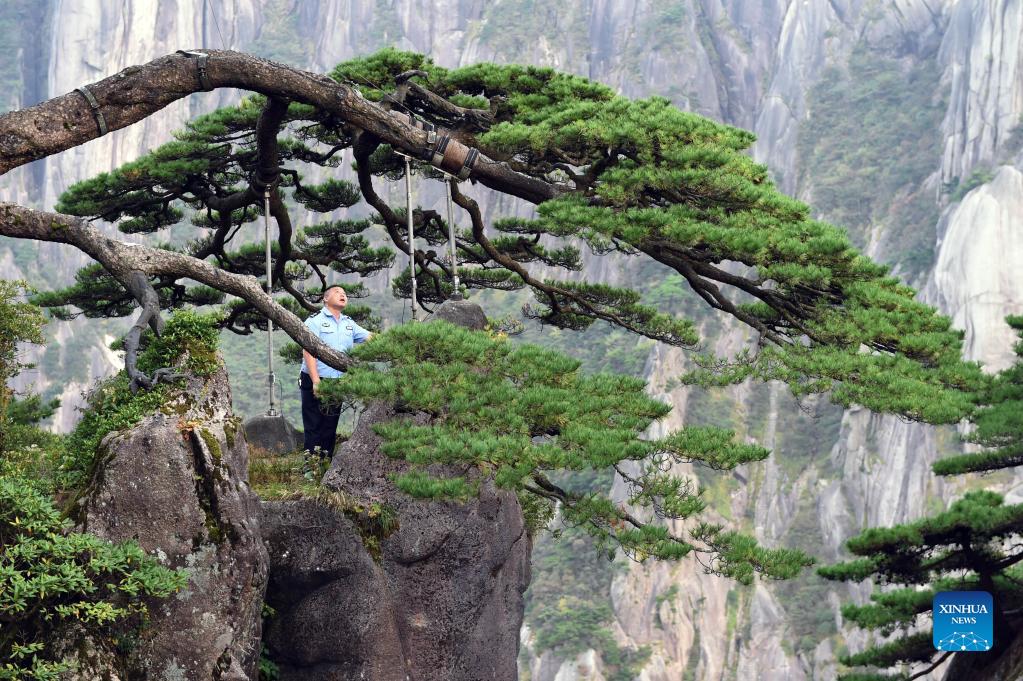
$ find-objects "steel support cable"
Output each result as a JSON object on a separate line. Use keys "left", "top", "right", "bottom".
{"left": 402, "top": 154, "right": 419, "bottom": 321}
{"left": 443, "top": 175, "right": 462, "bottom": 299}
{"left": 263, "top": 187, "right": 279, "bottom": 416}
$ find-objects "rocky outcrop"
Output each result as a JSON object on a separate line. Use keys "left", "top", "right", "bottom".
{"left": 260, "top": 497, "right": 407, "bottom": 680}
{"left": 263, "top": 302, "right": 530, "bottom": 680}
{"left": 244, "top": 413, "right": 303, "bottom": 455}
{"left": 938, "top": 0, "right": 1023, "bottom": 185}
{"left": 73, "top": 358, "right": 268, "bottom": 680}
{"left": 263, "top": 401, "right": 531, "bottom": 681}
{"left": 424, "top": 298, "right": 489, "bottom": 330}
{"left": 930, "top": 165, "right": 1023, "bottom": 371}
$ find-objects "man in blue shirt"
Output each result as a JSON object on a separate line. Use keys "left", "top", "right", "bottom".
{"left": 300, "top": 284, "right": 372, "bottom": 458}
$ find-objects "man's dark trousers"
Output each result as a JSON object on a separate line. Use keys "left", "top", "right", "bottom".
{"left": 299, "top": 372, "right": 342, "bottom": 457}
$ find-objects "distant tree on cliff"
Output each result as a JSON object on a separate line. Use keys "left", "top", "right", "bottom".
{"left": 0, "top": 49, "right": 982, "bottom": 575}
{"left": 820, "top": 316, "right": 1023, "bottom": 680}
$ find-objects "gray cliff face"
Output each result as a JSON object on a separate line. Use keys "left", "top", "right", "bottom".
{"left": 72, "top": 357, "right": 268, "bottom": 680}
{"left": 605, "top": 2, "right": 1023, "bottom": 680}
{"left": 261, "top": 498, "right": 411, "bottom": 681}
{"left": 2, "top": 1, "right": 1022, "bottom": 679}
{"left": 938, "top": 0, "right": 1023, "bottom": 186}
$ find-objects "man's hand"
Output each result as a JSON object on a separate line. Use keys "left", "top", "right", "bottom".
{"left": 312, "top": 377, "right": 321, "bottom": 396}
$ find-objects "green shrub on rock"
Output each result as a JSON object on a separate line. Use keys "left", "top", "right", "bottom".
{"left": 55, "top": 310, "right": 222, "bottom": 492}
{"left": 0, "top": 475, "right": 186, "bottom": 680}
{"left": 0, "top": 288, "right": 192, "bottom": 678}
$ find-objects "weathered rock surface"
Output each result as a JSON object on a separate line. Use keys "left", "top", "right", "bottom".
{"left": 260, "top": 498, "right": 407, "bottom": 680}
{"left": 244, "top": 414, "right": 303, "bottom": 455}
{"left": 424, "top": 298, "right": 489, "bottom": 330}
{"left": 938, "top": 0, "right": 1023, "bottom": 185}
{"left": 263, "top": 402, "right": 531, "bottom": 681}
{"left": 930, "top": 165, "right": 1023, "bottom": 371}
{"left": 73, "top": 358, "right": 268, "bottom": 680}
{"left": 263, "top": 301, "right": 529, "bottom": 680}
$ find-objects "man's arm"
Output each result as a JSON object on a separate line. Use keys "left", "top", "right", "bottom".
{"left": 352, "top": 321, "right": 372, "bottom": 344}
{"left": 303, "top": 349, "right": 322, "bottom": 393}
{"left": 302, "top": 316, "right": 323, "bottom": 393}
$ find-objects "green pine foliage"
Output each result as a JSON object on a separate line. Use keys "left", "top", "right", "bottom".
{"left": 318, "top": 321, "right": 812, "bottom": 580}
{"left": 821, "top": 318, "right": 1023, "bottom": 678}
{"left": 932, "top": 316, "right": 1023, "bottom": 475}
{"left": 43, "top": 48, "right": 981, "bottom": 427}
{"left": 820, "top": 492, "right": 1023, "bottom": 677}
{"left": 337, "top": 50, "right": 979, "bottom": 423}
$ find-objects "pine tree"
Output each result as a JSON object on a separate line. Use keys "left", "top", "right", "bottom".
{"left": 0, "top": 49, "right": 984, "bottom": 574}
{"left": 318, "top": 319, "right": 813, "bottom": 578}
{"left": 820, "top": 317, "right": 1023, "bottom": 679}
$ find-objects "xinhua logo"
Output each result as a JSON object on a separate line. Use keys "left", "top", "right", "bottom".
{"left": 933, "top": 591, "right": 993, "bottom": 652}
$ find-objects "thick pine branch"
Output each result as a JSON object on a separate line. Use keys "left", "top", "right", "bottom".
{"left": 0, "top": 49, "right": 557, "bottom": 204}
{"left": 0, "top": 202, "right": 355, "bottom": 373}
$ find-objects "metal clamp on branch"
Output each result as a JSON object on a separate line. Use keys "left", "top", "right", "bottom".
{"left": 430, "top": 134, "right": 479, "bottom": 181}
{"left": 175, "top": 50, "right": 214, "bottom": 91}
{"left": 75, "top": 85, "right": 108, "bottom": 136}
{"left": 250, "top": 168, "right": 281, "bottom": 193}
{"left": 402, "top": 111, "right": 437, "bottom": 144}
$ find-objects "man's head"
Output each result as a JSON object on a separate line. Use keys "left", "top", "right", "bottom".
{"left": 323, "top": 285, "right": 348, "bottom": 311}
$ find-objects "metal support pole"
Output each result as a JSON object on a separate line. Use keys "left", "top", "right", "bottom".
{"left": 403, "top": 155, "right": 419, "bottom": 321}
{"left": 264, "top": 188, "right": 279, "bottom": 416}
{"left": 444, "top": 175, "right": 462, "bottom": 300}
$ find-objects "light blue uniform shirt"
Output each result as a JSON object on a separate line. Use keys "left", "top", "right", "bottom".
{"left": 301, "top": 308, "right": 371, "bottom": 378}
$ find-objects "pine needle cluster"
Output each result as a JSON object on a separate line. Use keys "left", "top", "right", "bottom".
{"left": 318, "top": 321, "right": 813, "bottom": 582}
{"left": 822, "top": 318, "right": 1023, "bottom": 678}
